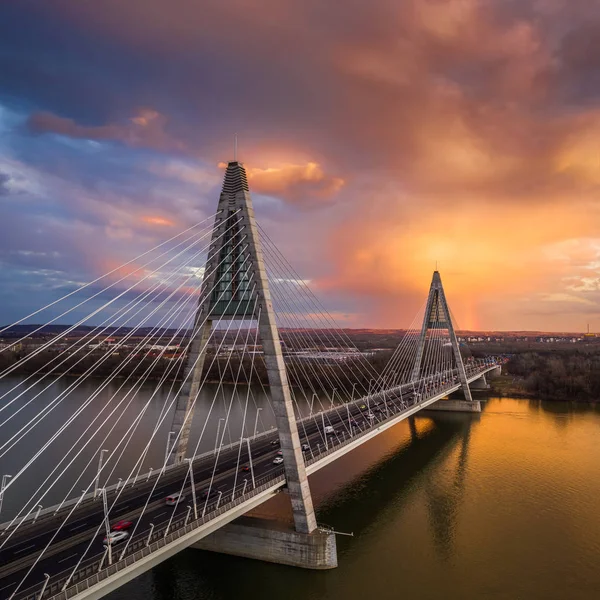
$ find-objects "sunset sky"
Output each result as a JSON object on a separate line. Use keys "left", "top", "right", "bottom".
{"left": 0, "top": 0, "right": 599, "bottom": 331}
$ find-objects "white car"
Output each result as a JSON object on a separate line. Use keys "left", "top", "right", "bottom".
{"left": 165, "top": 493, "right": 186, "bottom": 506}
{"left": 323, "top": 425, "right": 335, "bottom": 435}
{"left": 272, "top": 456, "right": 284, "bottom": 465}
{"left": 103, "top": 530, "right": 129, "bottom": 546}
{"left": 366, "top": 412, "right": 376, "bottom": 420}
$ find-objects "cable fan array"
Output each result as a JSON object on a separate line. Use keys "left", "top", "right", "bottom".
{"left": 0, "top": 215, "right": 494, "bottom": 600}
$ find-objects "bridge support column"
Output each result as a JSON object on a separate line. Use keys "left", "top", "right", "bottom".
{"left": 168, "top": 160, "right": 317, "bottom": 535}
{"left": 192, "top": 516, "right": 337, "bottom": 569}
{"left": 411, "top": 271, "right": 473, "bottom": 402}
{"left": 487, "top": 365, "right": 502, "bottom": 378}
{"left": 169, "top": 318, "right": 213, "bottom": 465}
{"left": 469, "top": 374, "right": 489, "bottom": 389}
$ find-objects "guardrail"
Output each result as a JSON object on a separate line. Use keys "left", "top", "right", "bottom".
{"left": 16, "top": 471, "right": 286, "bottom": 600}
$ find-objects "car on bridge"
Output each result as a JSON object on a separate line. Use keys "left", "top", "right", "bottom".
{"left": 111, "top": 520, "right": 133, "bottom": 531}
{"left": 272, "top": 456, "right": 284, "bottom": 465}
{"left": 270, "top": 440, "right": 279, "bottom": 446}
{"left": 324, "top": 425, "right": 336, "bottom": 435}
{"left": 301, "top": 443, "right": 310, "bottom": 452}
{"left": 366, "top": 412, "right": 376, "bottom": 420}
{"left": 165, "top": 493, "right": 186, "bottom": 506}
{"left": 240, "top": 465, "right": 251, "bottom": 473}
{"left": 103, "top": 531, "right": 129, "bottom": 546}
{"left": 276, "top": 449, "right": 283, "bottom": 456}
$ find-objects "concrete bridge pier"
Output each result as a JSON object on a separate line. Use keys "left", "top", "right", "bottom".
{"left": 487, "top": 365, "right": 502, "bottom": 378}
{"left": 469, "top": 373, "right": 489, "bottom": 389}
{"left": 192, "top": 516, "right": 338, "bottom": 569}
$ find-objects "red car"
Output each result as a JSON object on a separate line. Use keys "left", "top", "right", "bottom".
{"left": 111, "top": 520, "right": 133, "bottom": 532}
{"left": 240, "top": 466, "right": 250, "bottom": 473}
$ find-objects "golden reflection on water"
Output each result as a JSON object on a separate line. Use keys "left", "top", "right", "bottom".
{"left": 112, "top": 398, "right": 600, "bottom": 600}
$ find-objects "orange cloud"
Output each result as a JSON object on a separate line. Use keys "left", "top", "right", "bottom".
{"left": 218, "top": 161, "right": 344, "bottom": 207}
{"left": 142, "top": 215, "right": 176, "bottom": 227}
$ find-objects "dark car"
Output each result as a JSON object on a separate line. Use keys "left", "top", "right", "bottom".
{"left": 240, "top": 465, "right": 251, "bottom": 473}
{"left": 270, "top": 440, "right": 279, "bottom": 446}
{"left": 201, "top": 489, "right": 219, "bottom": 499}
{"left": 301, "top": 444, "right": 310, "bottom": 452}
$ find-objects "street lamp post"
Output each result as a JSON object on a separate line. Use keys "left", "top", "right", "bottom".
{"left": 216, "top": 491, "right": 223, "bottom": 509}
{"left": 164, "top": 431, "right": 175, "bottom": 464}
{"left": 34, "top": 504, "right": 43, "bottom": 523}
{"left": 346, "top": 403, "right": 352, "bottom": 435}
{"left": 242, "top": 479, "right": 248, "bottom": 496}
{"left": 310, "top": 393, "right": 317, "bottom": 417}
{"left": 321, "top": 413, "right": 328, "bottom": 450}
{"left": 185, "top": 458, "right": 198, "bottom": 520}
{"left": 101, "top": 488, "right": 112, "bottom": 565}
{"left": 215, "top": 418, "right": 225, "bottom": 452}
{"left": 245, "top": 438, "right": 256, "bottom": 488}
{"left": 253, "top": 408, "right": 262, "bottom": 438}
{"left": 145, "top": 523, "right": 155, "bottom": 547}
{"left": 0, "top": 474, "right": 12, "bottom": 517}
{"left": 184, "top": 505, "right": 192, "bottom": 526}
{"left": 38, "top": 573, "right": 50, "bottom": 599}
{"left": 146, "top": 467, "right": 153, "bottom": 482}
{"left": 94, "top": 449, "right": 108, "bottom": 499}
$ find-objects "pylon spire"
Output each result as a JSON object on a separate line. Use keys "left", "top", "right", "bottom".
{"left": 168, "top": 160, "right": 317, "bottom": 534}
{"left": 411, "top": 270, "right": 473, "bottom": 402}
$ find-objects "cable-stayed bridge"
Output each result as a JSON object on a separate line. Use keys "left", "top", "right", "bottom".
{"left": 0, "top": 161, "right": 502, "bottom": 600}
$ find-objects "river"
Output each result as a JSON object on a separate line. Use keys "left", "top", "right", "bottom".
{"left": 2, "top": 376, "right": 600, "bottom": 599}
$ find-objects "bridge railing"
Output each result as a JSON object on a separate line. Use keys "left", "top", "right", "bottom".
{"left": 303, "top": 364, "right": 496, "bottom": 467}
{"left": 15, "top": 471, "right": 286, "bottom": 600}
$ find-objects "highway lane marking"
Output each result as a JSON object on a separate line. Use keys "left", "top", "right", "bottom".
{"left": 14, "top": 543, "right": 36, "bottom": 554}
{"left": 154, "top": 511, "right": 167, "bottom": 518}
{"left": 58, "top": 552, "right": 79, "bottom": 563}
{"left": 69, "top": 522, "right": 89, "bottom": 531}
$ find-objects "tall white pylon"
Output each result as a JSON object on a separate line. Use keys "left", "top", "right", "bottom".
{"left": 168, "top": 161, "right": 317, "bottom": 534}
{"left": 411, "top": 270, "right": 473, "bottom": 402}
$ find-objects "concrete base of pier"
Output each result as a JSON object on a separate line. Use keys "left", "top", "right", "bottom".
{"left": 426, "top": 399, "right": 482, "bottom": 413}
{"left": 192, "top": 516, "right": 338, "bottom": 569}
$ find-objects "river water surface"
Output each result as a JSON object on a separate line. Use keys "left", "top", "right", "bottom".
{"left": 2, "top": 377, "right": 600, "bottom": 599}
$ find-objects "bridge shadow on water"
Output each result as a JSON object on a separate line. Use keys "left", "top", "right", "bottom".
{"left": 107, "top": 410, "right": 481, "bottom": 600}
{"left": 314, "top": 411, "right": 476, "bottom": 562}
